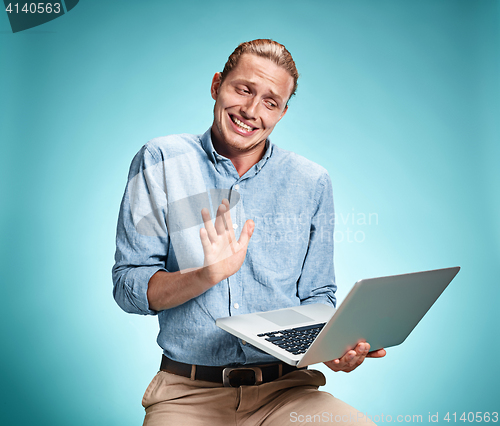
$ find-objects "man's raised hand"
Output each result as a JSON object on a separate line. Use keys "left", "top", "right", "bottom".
{"left": 199, "top": 199, "right": 254, "bottom": 286}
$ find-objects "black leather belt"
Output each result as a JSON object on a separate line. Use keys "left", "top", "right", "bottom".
{"left": 160, "top": 354, "right": 303, "bottom": 387}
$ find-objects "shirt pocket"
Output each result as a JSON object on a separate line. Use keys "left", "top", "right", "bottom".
{"left": 247, "top": 221, "right": 309, "bottom": 285}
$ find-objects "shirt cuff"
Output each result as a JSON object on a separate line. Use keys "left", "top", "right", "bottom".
{"left": 116, "top": 265, "right": 166, "bottom": 315}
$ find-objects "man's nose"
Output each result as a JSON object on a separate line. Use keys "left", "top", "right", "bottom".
{"left": 240, "top": 97, "right": 259, "bottom": 119}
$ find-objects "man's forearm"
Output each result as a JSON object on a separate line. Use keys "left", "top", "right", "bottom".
{"left": 147, "top": 268, "right": 214, "bottom": 311}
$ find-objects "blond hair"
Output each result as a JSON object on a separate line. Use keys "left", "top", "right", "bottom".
{"left": 220, "top": 39, "right": 299, "bottom": 102}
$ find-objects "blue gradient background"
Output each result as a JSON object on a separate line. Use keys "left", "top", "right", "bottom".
{"left": 1, "top": 1, "right": 498, "bottom": 424}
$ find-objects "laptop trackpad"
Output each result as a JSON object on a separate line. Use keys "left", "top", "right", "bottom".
{"left": 257, "top": 309, "right": 314, "bottom": 327}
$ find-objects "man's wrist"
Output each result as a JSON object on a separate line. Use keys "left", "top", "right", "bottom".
{"left": 196, "top": 265, "right": 224, "bottom": 289}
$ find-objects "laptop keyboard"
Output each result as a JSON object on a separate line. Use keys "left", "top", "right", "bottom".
{"left": 257, "top": 323, "right": 326, "bottom": 355}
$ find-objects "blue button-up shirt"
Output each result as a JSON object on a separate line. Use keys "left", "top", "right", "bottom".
{"left": 112, "top": 128, "right": 336, "bottom": 366}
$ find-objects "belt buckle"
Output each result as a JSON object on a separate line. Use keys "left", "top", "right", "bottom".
{"left": 222, "top": 367, "right": 263, "bottom": 387}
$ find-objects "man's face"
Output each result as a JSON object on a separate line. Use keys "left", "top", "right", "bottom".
{"left": 211, "top": 54, "right": 294, "bottom": 155}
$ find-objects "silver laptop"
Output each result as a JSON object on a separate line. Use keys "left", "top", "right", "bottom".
{"left": 216, "top": 267, "right": 460, "bottom": 367}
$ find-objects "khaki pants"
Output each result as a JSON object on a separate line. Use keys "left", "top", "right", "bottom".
{"left": 142, "top": 369, "right": 375, "bottom": 425}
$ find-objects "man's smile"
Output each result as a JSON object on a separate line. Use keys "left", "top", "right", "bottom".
{"left": 229, "top": 114, "right": 257, "bottom": 135}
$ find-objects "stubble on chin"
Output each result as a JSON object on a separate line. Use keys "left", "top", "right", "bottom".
{"left": 214, "top": 118, "right": 265, "bottom": 155}
{"left": 227, "top": 135, "right": 264, "bottom": 154}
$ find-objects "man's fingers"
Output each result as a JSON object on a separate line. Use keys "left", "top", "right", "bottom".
{"left": 214, "top": 203, "right": 227, "bottom": 235}
{"left": 200, "top": 228, "right": 212, "bottom": 254}
{"left": 200, "top": 202, "right": 252, "bottom": 270}
{"left": 201, "top": 208, "right": 217, "bottom": 242}
{"left": 325, "top": 342, "right": 384, "bottom": 373}
{"left": 367, "top": 348, "right": 386, "bottom": 358}
{"left": 221, "top": 199, "right": 237, "bottom": 242}
{"left": 356, "top": 342, "right": 370, "bottom": 353}
{"left": 238, "top": 219, "right": 255, "bottom": 247}
{"left": 343, "top": 350, "right": 358, "bottom": 367}
{"left": 337, "top": 346, "right": 367, "bottom": 370}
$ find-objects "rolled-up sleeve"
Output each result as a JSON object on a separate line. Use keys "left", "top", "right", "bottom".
{"left": 297, "top": 172, "right": 337, "bottom": 308}
{"left": 112, "top": 145, "right": 169, "bottom": 315}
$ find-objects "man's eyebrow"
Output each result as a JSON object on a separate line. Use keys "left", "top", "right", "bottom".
{"left": 232, "top": 78, "right": 254, "bottom": 87}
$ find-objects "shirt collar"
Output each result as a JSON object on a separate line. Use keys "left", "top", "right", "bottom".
{"left": 254, "top": 139, "right": 273, "bottom": 172}
{"left": 200, "top": 127, "right": 274, "bottom": 171}
{"left": 200, "top": 128, "right": 218, "bottom": 164}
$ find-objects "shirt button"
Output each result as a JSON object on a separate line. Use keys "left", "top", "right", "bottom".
{"left": 232, "top": 223, "right": 238, "bottom": 229}
{"left": 234, "top": 303, "right": 239, "bottom": 309}
{"left": 242, "top": 340, "right": 247, "bottom": 345}
{"left": 234, "top": 184, "right": 240, "bottom": 190}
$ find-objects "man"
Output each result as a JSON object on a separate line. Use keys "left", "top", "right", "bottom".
{"left": 113, "top": 39, "right": 385, "bottom": 425}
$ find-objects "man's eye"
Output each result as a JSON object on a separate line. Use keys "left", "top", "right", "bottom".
{"left": 266, "top": 101, "right": 277, "bottom": 108}
{"left": 237, "top": 88, "right": 250, "bottom": 94}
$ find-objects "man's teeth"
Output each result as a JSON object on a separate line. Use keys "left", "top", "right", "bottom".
{"left": 232, "top": 116, "right": 253, "bottom": 131}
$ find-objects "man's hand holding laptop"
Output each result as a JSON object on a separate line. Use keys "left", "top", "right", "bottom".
{"left": 325, "top": 342, "right": 386, "bottom": 373}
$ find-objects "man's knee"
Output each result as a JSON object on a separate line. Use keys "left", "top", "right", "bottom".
{"left": 288, "top": 391, "right": 376, "bottom": 425}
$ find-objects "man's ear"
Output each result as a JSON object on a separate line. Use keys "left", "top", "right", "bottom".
{"left": 211, "top": 72, "right": 222, "bottom": 100}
